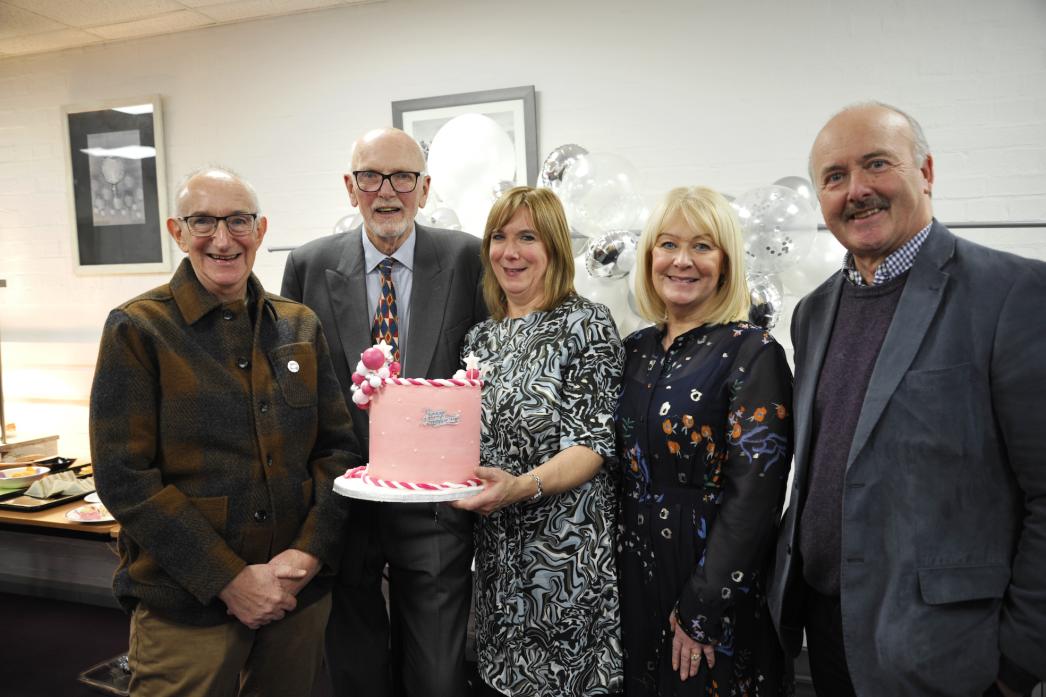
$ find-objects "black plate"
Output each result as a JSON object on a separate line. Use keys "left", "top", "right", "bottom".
{"left": 33, "top": 456, "right": 77, "bottom": 472}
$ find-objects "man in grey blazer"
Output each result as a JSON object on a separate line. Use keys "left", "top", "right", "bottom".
{"left": 769, "top": 102, "right": 1046, "bottom": 696}
{"left": 282, "top": 128, "right": 486, "bottom": 697}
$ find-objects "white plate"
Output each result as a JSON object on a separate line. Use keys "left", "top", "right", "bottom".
{"left": 333, "top": 472, "right": 484, "bottom": 503}
{"left": 0, "top": 465, "right": 50, "bottom": 489}
{"left": 66, "top": 503, "right": 114, "bottom": 524}
{"left": 84, "top": 492, "right": 101, "bottom": 504}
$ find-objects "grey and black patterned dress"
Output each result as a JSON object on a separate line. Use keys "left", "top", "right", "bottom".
{"left": 463, "top": 294, "right": 625, "bottom": 697}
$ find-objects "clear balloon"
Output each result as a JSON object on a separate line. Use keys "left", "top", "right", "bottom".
{"left": 560, "top": 152, "right": 645, "bottom": 237}
{"left": 774, "top": 175, "right": 819, "bottom": 211}
{"left": 585, "top": 230, "right": 639, "bottom": 279}
{"left": 538, "top": 144, "right": 588, "bottom": 194}
{"left": 734, "top": 185, "right": 818, "bottom": 275}
{"left": 491, "top": 180, "right": 516, "bottom": 201}
{"left": 334, "top": 212, "right": 362, "bottom": 234}
{"left": 570, "top": 228, "right": 589, "bottom": 258}
{"left": 428, "top": 207, "right": 462, "bottom": 231}
{"left": 747, "top": 273, "right": 783, "bottom": 330}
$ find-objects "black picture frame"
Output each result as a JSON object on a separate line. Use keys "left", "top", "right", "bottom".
{"left": 392, "top": 85, "right": 538, "bottom": 186}
{"left": 62, "top": 95, "right": 170, "bottom": 274}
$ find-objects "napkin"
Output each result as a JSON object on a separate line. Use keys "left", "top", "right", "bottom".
{"left": 25, "top": 472, "right": 95, "bottom": 499}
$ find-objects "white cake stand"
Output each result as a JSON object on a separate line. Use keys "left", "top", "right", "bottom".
{"left": 333, "top": 473, "right": 485, "bottom": 503}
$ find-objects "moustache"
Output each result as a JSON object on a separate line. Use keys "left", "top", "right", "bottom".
{"left": 844, "top": 197, "right": 890, "bottom": 221}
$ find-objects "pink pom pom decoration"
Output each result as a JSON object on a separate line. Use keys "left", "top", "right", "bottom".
{"left": 361, "top": 347, "right": 385, "bottom": 370}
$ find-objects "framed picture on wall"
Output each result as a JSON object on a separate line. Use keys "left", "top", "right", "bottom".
{"left": 62, "top": 95, "right": 170, "bottom": 274}
{"left": 392, "top": 85, "right": 538, "bottom": 186}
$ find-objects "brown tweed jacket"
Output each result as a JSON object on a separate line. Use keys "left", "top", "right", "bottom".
{"left": 91, "top": 259, "right": 361, "bottom": 626}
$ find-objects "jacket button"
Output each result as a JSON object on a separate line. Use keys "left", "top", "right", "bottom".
{"left": 266, "top": 455, "right": 273, "bottom": 467}
{"left": 237, "top": 357, "right": 249, "bottom": 369}
{"left": 259, "top": 401, "right": 269, "bottom": 414}
{"left": 253, "top": 510, "right": 268, "bottom": 522}
{"left": 222, "top": 310, "right": 234, "bottom": 321}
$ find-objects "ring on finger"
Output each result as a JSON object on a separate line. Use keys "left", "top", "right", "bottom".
{"left": 690, "top": 653, "right": 699, "bottom": 661}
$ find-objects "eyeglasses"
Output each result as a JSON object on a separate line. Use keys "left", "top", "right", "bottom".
{"left": 179, "top": 213, "right": 259, "bottom": 237}
{"left": 352, "top": 170, "right": 424, "bottom": 193}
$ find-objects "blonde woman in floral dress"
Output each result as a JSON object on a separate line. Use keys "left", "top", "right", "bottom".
{"left": 615, "top": 187, "right": 794, "bottom": 697}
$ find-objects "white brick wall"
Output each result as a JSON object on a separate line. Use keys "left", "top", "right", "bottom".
{"left": 0, "top": 0, "right": 1044, "bottom": 455}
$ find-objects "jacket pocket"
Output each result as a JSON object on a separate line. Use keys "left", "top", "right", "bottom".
{"left": 917, "top": 563, "right": 1010, "bottom": 605}
{"left": 269, "top": 343, "right": 318, "bottom": 408}
{"left": 190, "top": 495, "right": 229, "bottom": 536}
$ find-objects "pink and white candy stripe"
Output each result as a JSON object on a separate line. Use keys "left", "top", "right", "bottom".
{"left": 381, "top": 378, "right": 481, "bottom": 387}
{"left": 344, "top": 466, "right": 482, "bottom": 491}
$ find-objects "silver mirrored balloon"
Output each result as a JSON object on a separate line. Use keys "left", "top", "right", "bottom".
{"left": 734, "top": 184, "right": 818, "bottom": 275}
{"left": 585, "top": 229, "right": 639, "bottom": 279}
{"left": 773, "top": 175, "right": 818, "bottom": 211}
{"left": 538, "top": 144, "right": 588, "bottom": 193}
{"left": 747, "top": 273, "right": 783, "bottom": 330}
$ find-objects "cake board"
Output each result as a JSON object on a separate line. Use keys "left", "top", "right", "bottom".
{"left": 333, "top": 467, "right": 484, "bottom": 503}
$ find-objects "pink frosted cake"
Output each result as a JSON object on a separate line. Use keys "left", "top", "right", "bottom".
{"left": 334, "top": 343, "right": 483, "bottom": 502}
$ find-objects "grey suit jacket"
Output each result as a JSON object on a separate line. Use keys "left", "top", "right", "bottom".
{"left": 281, "top": 223, "right": 486, "bottom": 456}
{"left": 769, "top": 222, "right": 1046, "bottom": 695}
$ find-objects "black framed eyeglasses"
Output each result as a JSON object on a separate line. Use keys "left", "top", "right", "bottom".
{"left": 352, "top": 170, "right": 424, "bottom": 193}
{"left": 179, "top": 213, "right": 259, "bottom": 237}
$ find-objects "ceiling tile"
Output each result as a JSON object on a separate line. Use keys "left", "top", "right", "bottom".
{"left": 0, "top": 28, "right": 102, "bottom": 56}
{"left": 89, "top": 10, "right": 214, "bottom": 40}
{"left": 195, "top": 0, "right": 343, "bottom": 23}
{"left": 0, "top": 4, "right": 67, "bottom": 40}
{"left": 3, "top": 0, "right": 186, "bottom": 29}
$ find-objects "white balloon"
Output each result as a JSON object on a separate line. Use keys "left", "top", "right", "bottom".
{"left": 573, "top": 253, "right": 645, "bottom": 337}
{"left": 428, "top": 207, "right": 462, "bottom": 231}
{"left": 778, "top": 230, "right": 847, "bottom": 296}
{"left": 427, "top": 114, "right": 515, "bottom": 212}
{"left": 334, "top": 212, "right": 362, "bottom": 234}
{"left": 774, "top": 175, "right": 819, "bottom": 211}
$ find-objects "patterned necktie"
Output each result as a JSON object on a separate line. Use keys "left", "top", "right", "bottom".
{"left": 371, "top": 257, "right": 400, "bottom": 362}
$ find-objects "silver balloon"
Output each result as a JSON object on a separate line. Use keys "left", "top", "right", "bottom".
{"left": 585, "top": 230, "right": 639, "bottom": 279}
{"left": 748, "top": 273, "right": 783, "bottom": 330}
{"left": 491, "top": 180, "right": 516, "bottom": 201}
{"left": 774, "top": 175, "right": 819, "bottom": 211}
{"left": 334, "top": 212, "right": 362, "bottom": 234}
{"left": 734, "top": 185, "right": 818, "bottom": 275}
{"left": 538, "top": 144, "right": 588, "bottom": 193}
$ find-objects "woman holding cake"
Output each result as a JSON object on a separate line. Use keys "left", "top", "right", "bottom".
{"left": 614, "top": 186, "right": 794, "bottom": 696}
{"left": 453, "top": 186, "right": 624, "bottom": 696}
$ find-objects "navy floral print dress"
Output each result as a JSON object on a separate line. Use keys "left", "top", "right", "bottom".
{"left": 615, "top": 322, "right": 794, "bottom": 697}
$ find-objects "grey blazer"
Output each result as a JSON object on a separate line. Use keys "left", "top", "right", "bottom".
{"left": 281, "top": 223, "right": 486, "bottom": 455}
{"left": 769, "top": 222, "right": 1046, "bottom": 695}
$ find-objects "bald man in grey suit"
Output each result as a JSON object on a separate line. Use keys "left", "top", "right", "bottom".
{"left": 282, "top": 128, "right": 485, "bottom": 697}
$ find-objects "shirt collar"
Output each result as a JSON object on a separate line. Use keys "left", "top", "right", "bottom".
{"left": 842, "top": 219, "right": 934, "bottom": 286}
{"left": 361, "top": 225, "right": 416, "bottom": 272}
{"left": 170, "top": 257, "right": 268, "bottom": 325}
